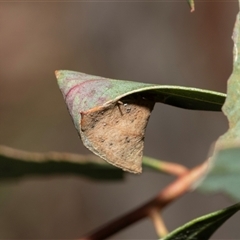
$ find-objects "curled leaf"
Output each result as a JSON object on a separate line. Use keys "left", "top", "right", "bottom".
{"left": 56, "top": 70, "right": 225, "bottom": 173}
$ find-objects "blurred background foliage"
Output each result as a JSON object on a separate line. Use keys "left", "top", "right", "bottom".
{"left": 0, "top": 2, "right": 238, "bottom": 239}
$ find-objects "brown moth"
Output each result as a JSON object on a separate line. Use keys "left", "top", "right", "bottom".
{"left": 80, "top": 94, "right": 155, "bottom": 173}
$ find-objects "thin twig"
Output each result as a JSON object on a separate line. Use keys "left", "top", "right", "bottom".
{"left": 149, "top": 208, "right": 168, "bottom": 238}
{"left": 80, "top": 161, "right": 208, "bottom": 240}
{"left": 143, "top": 157, "right": 189, "bottom": 176}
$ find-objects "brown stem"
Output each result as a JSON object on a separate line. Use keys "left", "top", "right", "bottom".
{"left": 80, "top": 161, "right": 208, "bottom": 240}
{"left": 149, "top": 208, "right": 168, "bottom": 237}
{"left": 158, "top": 161, "right": 189, "bottom": 176}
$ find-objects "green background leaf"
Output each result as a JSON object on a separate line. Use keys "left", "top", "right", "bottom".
{"left": 197, "top": 4, "right": 240, "bottom": 200}
{"left": 161, "top": 203, "right": 240, "bottom": 240}
{"left": 215, "top": 10, "right": 240, "bottom": 147}
{"left": 0, "top": 145, "right": 124, "bottom": 181}
{"left": 199, "top": 146, "right": 240, "bottom": 200}
{"left": 0, "top": 145, "right": 188, "bottom": 181}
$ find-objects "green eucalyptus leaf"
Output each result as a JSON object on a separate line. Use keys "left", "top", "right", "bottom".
{"left": 199, "top": 145, "right": 240, "bottom": 200}
{"left": 0, "top": 145, "right": 123, "bottom": 181}
{"left": 0, "top": 144, "right": 181, "bottom": 181}
{"left": 161, "top": 202, "right": 240, "bottom": 240}
{"left": 215, "top": 9, "right": 240, "bottom": 147}
{"left": 197, "top": 4, "right": 240, "bottom": 199}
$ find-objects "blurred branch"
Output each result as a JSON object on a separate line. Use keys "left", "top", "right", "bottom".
{"left": 80, "top": 161, "right": 208, "bottom": 240}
